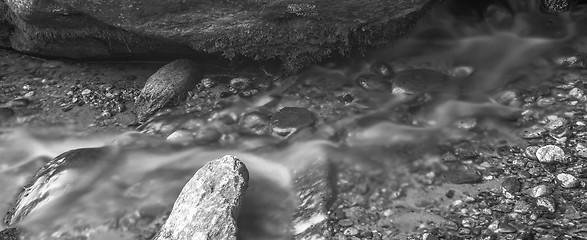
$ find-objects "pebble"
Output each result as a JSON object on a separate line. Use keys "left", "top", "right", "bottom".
{"left": 496, "top": 222, "right": 517, "bottom": 233}
{"left": 338, "top": 219, "right": 354, "bottom": 227}
{"left": 355, "top": 74, "right": 390, "bottom": 92}
{"left": 270, "top": 107, "right": 316, "bottom": 136}
{"left": 530, "top": 185, "right": 552, "bottom": 198}
{"left": 535, "top": 145, "right": 566, "bottom": 163}
{"left": 520, "top": 126, "right": 546, "bottom": 139}
{"left": 422, "top": 233, "right": 440, "bottom": 240}
{"left": 524, "top": 146, "right": 539, "bottom": 160}
{"left": 536, "top": 197, "right": 556, "bottom": 212}
{"left": 370, "top": 62, "right": 394, "bottom": 78}
{"left": 536, "top": 97, "right": 555, "bottom": 107}
{"left": 454, "top": 117, "right": 477, "bottom": 130}
{"left": 501, "top": 177, "right": 521, "bottom": 198}
{"left": 544, "top": 115, "right": 568, "bottom": 130}
{"left": 343, "top": 227, "right": 359, "bottom": 236}
{"left": 229, "top": 77, "right": 250, "bottom": 91}
{"left": 569, "top": 88, "right": 585, "bottom": 100}
{"left": 556, "top": 173, "right": 580, "bottom": 188}
{"left": 575, "top": 142, "right": 587, "bottom": 158}
{"left": 239, "top": 111, "right": 271, "bottom": 135}
{"left": 513, "top": 200, "right": 530, "bottom": 213}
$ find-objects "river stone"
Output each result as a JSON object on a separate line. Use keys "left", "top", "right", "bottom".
{"left": 271, "top": 107, "right": 316, "bottom": 136}
{"left": 0, "top": 0, "right": 433, "bottom": 71}
{"left": 154, "top": 155, "right": 249, "bottom": 240}
{"left": 292, "top": 156, "right": 335, "bottom": 239}
{"left": 4, "top": 147, "right": 119, "bottom": 226}
{"left": 135, "top": 59, "right": 202, "bottom": 121}
{"left": 392, "top": 69, "right": 450, "bottom": 94}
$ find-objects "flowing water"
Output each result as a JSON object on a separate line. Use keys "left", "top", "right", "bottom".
{"left": 1, "top": 3, "right": 587, "bottom": 239}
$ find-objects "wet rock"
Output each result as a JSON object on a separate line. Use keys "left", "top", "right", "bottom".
{"left": 193, "top": 127, "right": 222, "bottom": 144}
{"left": 166, "top": 129, "right": 196, "bottom": 143}
{"left": 135, "top": 59, "right": 202, "bottom": 121}
{"left": 292, "top": 156, "right": 335, "bottom": 239}
{"left": 5, "top": 98, "right": 30, "bottom": 109}
{"left": 524, "top": 146, "right": 539, "bottom": 160}
{"left": 442, "top": 168, "right": 482, "bottom": 184}
{"left": 229, "top": 78, "right": 251, "bottom": 91}
{"left": 270, "top": 107, "right": 316, "bottom": 136}
{"left": 0, "top": 228, "right": 20, "bottom": 240}
{"left": 541, "top": 0, "right": 570, "bottom": 13}
{"left": 575, "top": 142, "right": 587, "bottom": 158}
{"left": 154, "top": 155, "right": 249, "bottom": 240}
{"left": 240, "top": 111, "right": 272, "bottom": 135}
{"left": 556, "top": 173, "right": 580, "bottom": 188}
{"left": 355, "top": 74, "right": 391, "bottom": 92}
{"left": 4, "top": 147, "right": 119, "bottom": 226}
{"left": 370, "top": 62, "right": 394, "bottom": 78}
{"left": 501, "top": 177, "right": 521, "bottom": 198}
{"left": 536, "top": 197, "right": 556, "bottom": 213}
{"left": 530, "top": 185, "right": 553, "bottom": 198}
{"left": 496, "top": 222, "right": 517, "bottom": 233}
{"left": 536, "top": 97, "right": 555, "bottom": 107}
{"left": 535, "top": 145, "right": 566, "bottom": 163}
{"left": 392, "top": 69, "right": 449, "bottom": 94}
{"left": 0, "top": 107, "right": 14, "bottom": 120}
{"left": 520, "top": 126, "right": 547, "bottom": 139}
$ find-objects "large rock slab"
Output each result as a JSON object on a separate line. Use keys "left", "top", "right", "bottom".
{"left": 1, "top": 0, "right": 434, "bottom": 71}
{"left": 154, "top": 155, "right": 249, "bottom": 240}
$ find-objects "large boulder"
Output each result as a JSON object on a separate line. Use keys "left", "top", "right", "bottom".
{"left": 0, "top": 0, "right": 435, "bottom": 71}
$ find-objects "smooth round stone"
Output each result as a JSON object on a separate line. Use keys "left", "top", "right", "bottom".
{"left": 370, "top": 61, "right": 394, "bottom": 78}
{"left": 392, "top": 69, "right": 449, "bottom": 94}
{"left": 557, "top": 173, "right": 580, "bottom": 188}
{"left": 535, "top": 145, "right": 566, "bottom": 163}
{"left": 193, "top": 126, "right": 222, "bottom": 144}
{"left": 166, "top": 129, "right": 196, "bottom": 143}
{"left": 355, "top": 74, "right": 390, "bottom": 92}
{"left": 270, "top": 107, "right": 316, "bottom": 136}
{"left": 501, "top": 177, "right": 521, "bottom": 198}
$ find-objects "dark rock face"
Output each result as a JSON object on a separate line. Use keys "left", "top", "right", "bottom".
{"left": 1, "top": 0, "right": 434, "bottom": 71}
{"left": 135, "top": 59, "right": 202, "bottom": 121}
{"left": 154, "top": 155, "right": 249, "bottom": 240}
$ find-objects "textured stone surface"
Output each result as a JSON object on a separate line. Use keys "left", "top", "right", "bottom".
{"left": 154, "top": 155, "right": 249, "bottom": 240}
{"left": 292, "top": 156, "right": 335, "bottom": 239}
{"left": 135, "top": 59, "right": 202, "bottom": 121}
{"left": 0, "top": 0, "right": 434, "bottom": 71}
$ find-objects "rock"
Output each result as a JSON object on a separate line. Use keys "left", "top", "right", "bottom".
{"left": 535, "top": 197, "right": 556, "bottom": 213}
{"left": 442, "top": 168, "right": 482, "bottom": 184}
{"left": 501, "top": 177, "right": 521, "bottom": 198}
{"left": 370, "top": 62, "right": 394, "bottom": 78}
{"left": 4, "top": 147, "right": 119, "bottom": 226}
{"left": 1, "top": 0, "right": 433, "bottom": 71}
{"left": 240, "top": 111, "right": 272, "bottom": 135}
{"left": 520, "top": 126, "right": 547, "bottom": 139}
{"left": 135, "top": 59, "right": 202, "bottom": 121}
{"left": 5, "top": 98, "right": 30, "bottom": 109}
{"left": 530, "top": 185, "right": 553, "bottom": 198}
{"left": 166, "top": 129, "right": 196, "bottom": 143}
{"left": 556, "top": 173, "right": 580, "bottom": 188}
{"left": 0, "top": 107, "right": 14, "bottom": 120}
{"left": 355, "top": 74, "right": 391, "bottom": 92}
{"left": 392, "top": 69, "right": 450, "bottom": 94}
{"left": 292, "top": 156, "right": 335, "bottom": 239}
{"left": 154, "top": 155, "right": 249, "bottom": 240}
{"left": 535, "top": 145, "right": 566, "bottom": 163}
{"left": 270, "top": 107, "right": 316, "bottom": 136}
{"left": 0, "top": 228, "right": 20, "bottom": 240}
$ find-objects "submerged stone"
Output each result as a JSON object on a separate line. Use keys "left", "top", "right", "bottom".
{"left": 270, "top": 107, "right": 316, "bottom": 136}
{"left": 392, "top": 69, "right": 450, "bottom": 94}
